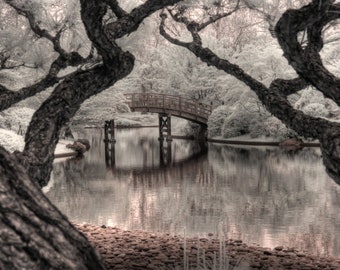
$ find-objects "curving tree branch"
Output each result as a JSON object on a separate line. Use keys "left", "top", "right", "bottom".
{"left": 197, "top": 0, "right": 241, "bottom": 31}
{"left": 275, "top": 0, "right": 340, "bottom": 105}
{"left": 1, "top": 0, "right": 182, "bottom": 268}
{"left": 17, "top": 0, "right": 181, "bottom": 186}
{"left": 160, "top": 12, "right": 328, "bottom": 137}
{"left": 104, "top": 0, "right": 183, "bottom": 41}
{"left": 103, "top": 0, "right": 128, "bottom": 18}
{"left": 0, "top": 1, "right": 95, "bottom": 112}
{"left": 159, "top": 2, "right": 340, "bottom": 184}
{"left": 269, "top": 77, "right": 308, "bottom": 97}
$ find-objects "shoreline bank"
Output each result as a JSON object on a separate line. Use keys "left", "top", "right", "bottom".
{"left": 75, "top": 224, "right": 340, "bottom": 270}
{"left": 83, "top": 125, "right": 321, "bottom": 148}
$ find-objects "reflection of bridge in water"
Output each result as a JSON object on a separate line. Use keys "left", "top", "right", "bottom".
{"left": 105, "top": 138, "right": 208, "bottom": 177}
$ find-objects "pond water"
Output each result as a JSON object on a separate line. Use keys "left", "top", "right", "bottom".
{"left": 45, "top": 128, "right": 340, "bottom": 258}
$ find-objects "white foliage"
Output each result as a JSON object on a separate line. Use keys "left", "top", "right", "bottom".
{"left": 114, "top": 118, "right": 141, "bottom": 127}
{"left": 116, "top": 14, "right": 160, "bottom": 51}
{"left": 0, "top": 107, "right": 35, "bottom": 133}
{"left": 207, "top": 105, "right": 231, "bottom": 137}
{"left": 60, "top": 2, "right": 91, "bottom": 55}
{"left": 222, "top": 116, "right": 248, "bottom": 138}
{"left": 3, "top": 0, "right": 337, "bottom": 142}
{"left": 117, "top": 0, "right": 145, "bottom": 12}
{"left": 204, "top": 37, "right": 340, "bottom": 139}
{"left": 114, "top": 113, "right": 157, "bottom": 127}
{"left": 231, "top": 41, "right": 297, "bottom": 86}
{"left": 0, "top": 27, "right": 31, "bottom": 53}
{"left": 73, "top": 91, "right": 130, "bottom": 124}
{"left": 221, "top": 102, "right": 261, "bottom": 138}
{"left": 302, "top": 103, "right": 329, "bottom": 118}
{"left": 293, "top": 87, "right": 339, "bottom": 119}
{"left": 12, "top": 0, "right": 74, "bottom": 32}
{"left": 263, "top": 116, "right": 296, "bottom": 140}
{"left": 0, "top": 128, "right": 24, "bottom": 152}
{"left": 22, "top": 40, "right": 55, "bottom": 70}
{"left": 294, "top": 87, "right": 325, "bottom": 109}
{"left": 322, "top": 43, "right": 340, "bottom": 77}
{"left": 248, "top": 118, "right": 268, "bottom": 138}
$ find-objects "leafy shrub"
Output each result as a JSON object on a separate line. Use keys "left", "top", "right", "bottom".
{"left": 208, "top": 105, "right": 231, "bottom": 137}
{"left": 263, "top": 116, "right": 297, "bottom": 140}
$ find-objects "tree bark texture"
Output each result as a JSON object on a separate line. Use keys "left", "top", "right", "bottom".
{"left": 275, "top": 0, "right": 340, "bottom": 105}
{"left": 0, "top": 147, "right": 105, "bottom": 269}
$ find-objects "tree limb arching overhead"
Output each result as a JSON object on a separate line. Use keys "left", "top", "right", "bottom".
{"left": 0, "top": 0, "right": 181, "bottom": 268}
{"left": 275, "top": 0, "right": 340, "bottom": 105}
{"left": 0, "top": 0, "right": 94, "bottom": 112}
{"left": 159, "top": 0, "right": 340, "bottom": 184}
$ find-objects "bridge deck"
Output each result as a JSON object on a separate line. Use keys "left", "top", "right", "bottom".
{"left": 124, "top": 93, "right": 212, "bottom": 125}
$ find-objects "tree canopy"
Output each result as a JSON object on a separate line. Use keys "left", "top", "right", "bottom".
{"left": 1, "top": 0, "right": 340, "bottom": 268}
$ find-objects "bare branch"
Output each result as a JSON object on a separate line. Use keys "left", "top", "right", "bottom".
{"left": 269, "top": 77, "right": 308, "bottom": 96}
{"left": 197, "top": 0, "right": 241, "bottom": 31}
{"left": 161, "top": 22, "right": 332, "bottom": 140}
{"left": 159, "top": 13, "right": 192, "bottom": 47}
{"left": 0, "top": 1, "right": 99, "bottom": 111}
{"left": 0, "top": 52, "right": 11, "bottom": 68}
{"left": 159, "top": 1, "right": 337, "bottom": 142}
{"left": 0, "top": 84, "right": 11, "bottom": 94}
{"left": 165, "top": 8, "right": 202, "bottom": 44}
{"left": 5, "top": 0, "right": 87, "bottom": 64}
{"left": 104, "top": 0, "right": 182, "bottom": 40}
{"left": 5, "top": 0, "right": 65, "bottom": 54}
{"left": 163, "top": 1, "right": 241, "bottom": 47}
{"left": 275, "top": 1, "right": 340, "bottom": 105}
{"left": 0, "top": 74, "right": 59, "bottom": 112}
{"left": 0, "top": 52, "right": 94, "bottom": 112}
{"left": 103, "top": 0, "right": 128, "bottom": 18}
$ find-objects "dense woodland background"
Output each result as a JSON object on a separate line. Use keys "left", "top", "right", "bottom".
{"left": 2, "top": 0, "right": 340, "bottom": 140}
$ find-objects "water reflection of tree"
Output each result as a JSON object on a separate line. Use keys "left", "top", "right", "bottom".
{"left": 208, "top": 145, "right": 338, "bottom": 256}
{"left": 47, "top": 131, "right": 340, "bottom": 257}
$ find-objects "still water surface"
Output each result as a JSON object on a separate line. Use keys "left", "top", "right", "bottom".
{"left": 46, "top": 128, "right": 340, "bottom": 257}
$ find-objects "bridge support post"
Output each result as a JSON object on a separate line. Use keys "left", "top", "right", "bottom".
{"left": 196, "top": 124, "right": 207, "bottom": 142}
{"left": 159, "top": 140, "right": 172, "bottom": 166}
{"left": 158, "top": 113, "right": 172, "bottom": 142}
{"left": 104, "top": 119, "right": 116, "bottom": 167}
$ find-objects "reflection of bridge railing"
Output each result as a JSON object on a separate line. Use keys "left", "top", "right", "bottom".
{"left": 124, "top": 93, "right": 212, "bottom": 125}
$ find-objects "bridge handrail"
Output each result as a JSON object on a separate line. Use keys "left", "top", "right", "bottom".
{"left": 124, "top": 93, "right": 212, "bottom": 120}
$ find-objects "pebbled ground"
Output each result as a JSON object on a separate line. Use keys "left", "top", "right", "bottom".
{"left": 75, "top": 224, "right": 340, "bottom": 270}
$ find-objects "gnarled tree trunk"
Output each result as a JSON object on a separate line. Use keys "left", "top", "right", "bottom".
{"left": 0, "top": 0, "right": 181, "bottom": 268}
{"left": 0, "top": 147, "right": 105, "bottom": 269}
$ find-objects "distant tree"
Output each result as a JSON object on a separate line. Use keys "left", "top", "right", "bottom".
{"left": 0, "top": 0, "right": 181, "bottom": 268}
{"left": 160, "top": 0, "right": 340, "bottom": 183}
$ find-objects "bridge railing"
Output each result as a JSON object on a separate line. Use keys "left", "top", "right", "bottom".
{"left": 124, "top": 93, "right": 212, "bottom": 120}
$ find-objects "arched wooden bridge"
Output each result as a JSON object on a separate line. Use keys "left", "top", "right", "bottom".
{"left": 104, "top": 94, "right": 211, "bottom": 165}
{"left": 124, "top": 93, "right": 212, "bottom": 125}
